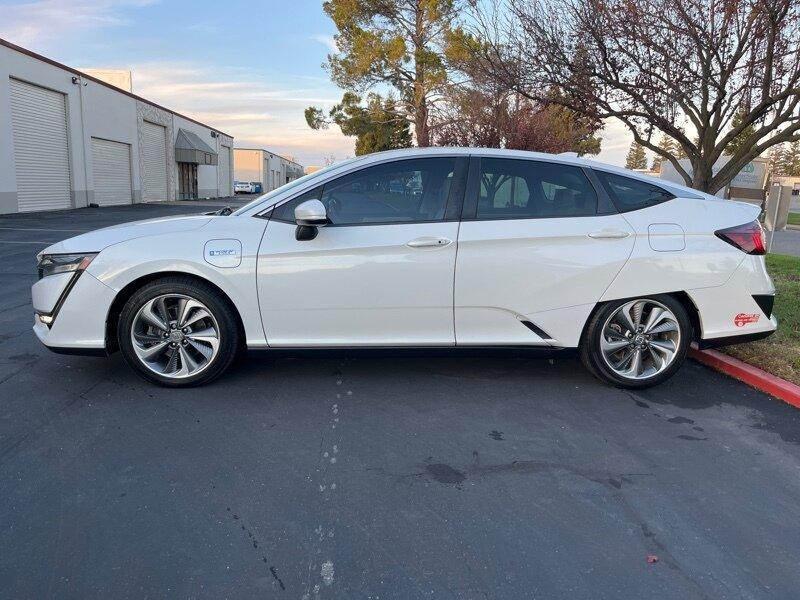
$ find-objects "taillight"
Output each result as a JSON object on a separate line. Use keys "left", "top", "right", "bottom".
{"left": 715, "top": 220, "right": 766, "bottom": 255}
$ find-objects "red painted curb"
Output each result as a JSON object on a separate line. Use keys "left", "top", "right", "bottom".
{"left": 689, "top": 345, "right": 800, "bottom": 409}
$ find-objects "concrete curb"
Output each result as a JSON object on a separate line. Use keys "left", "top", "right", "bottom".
{"left": 689, "top": 345, "right": 800, "bottom": 409}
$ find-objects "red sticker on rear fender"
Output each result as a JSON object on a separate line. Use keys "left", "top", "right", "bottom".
{"left": 734, "top": 313, "right": 760, "bottom": 327}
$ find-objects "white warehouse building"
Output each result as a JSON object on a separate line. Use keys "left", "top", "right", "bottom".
{"left": 234, "top": 149, "right": 304, "bottom": 193}
{"left": 0, "top": 38, "right": 234, "bottom": 214}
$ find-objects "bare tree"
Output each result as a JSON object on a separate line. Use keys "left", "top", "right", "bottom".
{"left": 463, "top": 0, "right": 800, "bottom": 193}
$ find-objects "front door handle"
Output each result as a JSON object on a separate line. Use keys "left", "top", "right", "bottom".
{"left": 588, "top": 229, "right": 631, "bottom": 239}
{"left": 406, "top": 237, "right": 452, "bottom": 248}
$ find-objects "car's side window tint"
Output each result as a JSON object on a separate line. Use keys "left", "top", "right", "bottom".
{"left": 271, "top": 186, "right": 322, "bottom": 222}
{"left": 319, "top": 158, "right": 457, "bottom": 225}
{"left": 595, "top": 171, "right": 675, "bottom": 212}
{"left": 476, "top": 159, "right": 598, "bottom": 219}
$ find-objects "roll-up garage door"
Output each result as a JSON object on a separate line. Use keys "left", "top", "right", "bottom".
{"left": 141, "top": 121, "right": 168, "bottom": 202}
{"left": 220, "top": 145, "right": 231, "bottom": 196}
{"left": 10, "top": 79, "right": 72, "bottom": 212}
{"left": 91, "top": 138, "right": 132, "bottom": 206}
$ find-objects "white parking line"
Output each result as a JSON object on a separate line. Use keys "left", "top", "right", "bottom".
{"left": 0, "top": 240, "right": 54, "bottom": 244}
{"left": 0, "top": 227, "right": 88, "bottom": 232}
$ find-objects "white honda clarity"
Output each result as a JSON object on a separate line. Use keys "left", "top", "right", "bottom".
{"left": 32, "top": 148, "right": 776, "bottom": 388}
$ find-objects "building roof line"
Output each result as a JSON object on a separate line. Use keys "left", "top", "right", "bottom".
{"left": 234, "top": 147, "right": 303, "bottom": 167}
{"left": 0, "top": 37, "right": 233, "bottom": 138}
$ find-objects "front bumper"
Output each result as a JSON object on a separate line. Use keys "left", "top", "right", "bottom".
{"left": 32, "top": 271, "right": 116, "bottom": 354}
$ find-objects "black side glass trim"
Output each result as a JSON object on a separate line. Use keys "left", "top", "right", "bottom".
{"left": 462, "top": 156, "right": 481, "bottom": 220}
{"left": 444, "top": 156, "right": 469, "bottom": 221}
{"left": 582, "top": 167, "right": 618, "bottom": 215}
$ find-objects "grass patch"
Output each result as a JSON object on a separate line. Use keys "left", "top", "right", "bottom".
{"left": 788, "top": 212, "right": 800, "bottom": 226}
{"left": 722, "top": 253, "right": 800, "bottom": 385}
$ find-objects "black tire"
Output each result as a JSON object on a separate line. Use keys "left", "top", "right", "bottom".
{"left": 580, "top": 294, "right": 691, "bottom": 389}
{"left": 118, "top": 276, "right": 240, "bottom": 387}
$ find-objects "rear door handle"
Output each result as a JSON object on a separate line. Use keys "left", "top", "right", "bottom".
{"left": 406, "top": 237, "right": 452, "bottom": 248}
{"left": 588, "top": 230, "right": 631, "bottom": 239}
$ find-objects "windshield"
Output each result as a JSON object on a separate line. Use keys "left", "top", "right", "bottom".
{"left": 232, "top": 157, "right": 362, "bottom": 216}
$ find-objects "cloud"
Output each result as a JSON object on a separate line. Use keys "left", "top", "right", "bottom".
{"left": 310, "top": 34, "right": 338, "bottom": 54}
{"left": 131, "top": 61, "right": 353, "bottom": 165}
{"left": 0, "top": 0, "right": 156, "bottom": 48}
{"left": 597, "top": 118, "right": 634, "bottom": 167}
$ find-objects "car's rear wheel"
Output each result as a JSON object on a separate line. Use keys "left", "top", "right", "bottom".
{"left": 580, "top": 295, "right": 691, "bottom": 389}
{"left": 118, "top": 277, "right": 239, "bottom": 387}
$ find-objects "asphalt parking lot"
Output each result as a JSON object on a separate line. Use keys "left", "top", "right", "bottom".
{"left": 2, "top": 204, "right": 800, "bottom": 599}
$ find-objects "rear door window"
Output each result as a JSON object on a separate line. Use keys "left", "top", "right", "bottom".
{"left": 475, "top": 159, "right": 598, "bottom": 219}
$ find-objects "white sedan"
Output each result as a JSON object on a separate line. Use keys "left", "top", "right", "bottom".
{"left": 234, "top": 181, "right": 254, "bottom": 194}
{"left": 32, "top": 148, "right": 776, "bottom": 387}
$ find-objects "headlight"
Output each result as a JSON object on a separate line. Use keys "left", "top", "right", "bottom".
{"left": 37, "top": 253, "right": 98, "bottom": 279}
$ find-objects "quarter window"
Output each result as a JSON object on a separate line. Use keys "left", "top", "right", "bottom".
{"left": 595, "top": 171, "right": 675, "bottom": 212}
{"left": 476, "top": 159, "right": 598, "bottom": 219}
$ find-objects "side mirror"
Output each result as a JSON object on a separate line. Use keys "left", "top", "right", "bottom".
{"left": 294, "top": 199, "right": 327, "bottom": 241}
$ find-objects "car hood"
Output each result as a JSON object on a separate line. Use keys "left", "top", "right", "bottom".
{"left": 40, "top": 214, "right": 213, "bottom": 256}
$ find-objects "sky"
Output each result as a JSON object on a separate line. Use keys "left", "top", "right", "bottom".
{"left": 0, "top": 0, "right": 632, "bottom": 168}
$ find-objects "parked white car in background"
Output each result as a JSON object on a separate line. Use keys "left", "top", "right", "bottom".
{"left": 32, "top": 148, "right": 776, "bottom": 387}
{"left": 234, "top": 181, "right": 254, "bottom": 194}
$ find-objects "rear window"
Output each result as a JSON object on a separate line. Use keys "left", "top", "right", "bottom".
{"left": 595, "top": 171, "right": 675, "bottom": 212}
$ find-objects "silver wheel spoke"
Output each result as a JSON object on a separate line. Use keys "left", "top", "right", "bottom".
{"left": 616, "top": 302, "right": 637, "bottom": 333}
{"left": 648, "top": 321, "right": 679, "bottom": 335}
{"left": 649, "top": 346, "right": 664, "bottom": 371}
{"left": 600, "top": 299, "right": 681, "bottom": 381}
{"left": 643, "top": 307, "right": 665, "bottom": 333}
{"left": 624, "top": 348, "right": 643, "bottom": 377}
{"left": 135, "top": 340, "right": 169, "bottom": 361}
{"left": 650, "top": 339, "right": 676, "bottom": 355}
{"left": 131, "top": 294, "right": 220, "bottom": 379}
{"left": 186, "top": 328, "right": 218, "bottom": 348}
{"left": 140, "top": 301, "right": 168, "bottom": 332}
{"left": 601, "top": 337, "right": 630, "bottom": 353}
{"left": 178, "top": 299, "right": 207, "bottom": 328}
{"left": 179, "top": 345, "right": 200, "bottom": 373}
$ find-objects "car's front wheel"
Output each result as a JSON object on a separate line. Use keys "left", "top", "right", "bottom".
{"left": 118, "top": 277, "right": 239, "bottom": 387}
{"left": 580, "top": 295, "right": 691, "bottom": 389}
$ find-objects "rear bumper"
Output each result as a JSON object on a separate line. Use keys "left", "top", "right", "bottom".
{"left": 688, "top": 255, "right": 778, "bottom": 344}
{"left": 697, "top": 321, "right": 777, "bottom": 349}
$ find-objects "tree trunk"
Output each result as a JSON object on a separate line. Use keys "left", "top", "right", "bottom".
{"left": 415, "top": 98, "right": 430, "bottom": 147}
{"left": 690, "top": 159, "right": 715, "bottom": 193}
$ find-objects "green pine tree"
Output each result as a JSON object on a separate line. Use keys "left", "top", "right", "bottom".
{"left": 651, "top": 135, "right": 678, "bottom": 171}
{"left": 724, "top": 107, "right": 756, "bottom": 155}
{"left": 625, "top": 141, "right": 648, "bottom": 170}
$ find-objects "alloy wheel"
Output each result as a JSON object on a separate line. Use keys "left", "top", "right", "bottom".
{"left": 599, "top": 299, "right": 681, "bottom": 380}
{"left": 130, "top": 293, "right": 220, "bottom": 379}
